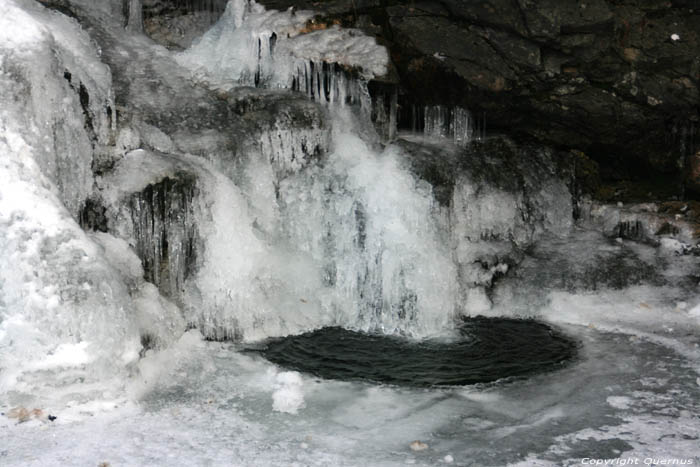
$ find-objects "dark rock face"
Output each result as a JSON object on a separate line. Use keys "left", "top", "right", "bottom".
{"left": 142, "top": 0, "right": 227, "bottom": 49}
{"left": 396, "top": 135, "right": 577, "bottom": 209}
{"left": 79, "top": 198, "right": 110, "bottom": 232}
{"left": 396, "top": 134, "right": 576, "bottom": 300}
{"left": 64, "top": 0, "right": 698, "bottom": 199}
{"left": 253, "top": 0, "right": 699, "bottom": 197}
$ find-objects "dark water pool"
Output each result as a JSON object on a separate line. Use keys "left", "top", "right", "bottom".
{"left": 255, "top": 317, "right": 578, "bottom": 387}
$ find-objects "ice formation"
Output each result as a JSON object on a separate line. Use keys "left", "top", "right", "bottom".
{"left": 0, "top": 0, "right": 114, "bottom": 218}
{"left": 279, "top": 118, "right": 460, "bottom": 335}
{"left": 405, "top": 104, "right": 479, "bottom": 146}
{"left": 0, "top": 0, "right": 188, "bottom": 403}
{"left": 126, "top": 0, "right": 144, "bottom": 32}
{"left": 423, "top": 105, "right": 475, "bottom": 145}
{"left": 0, "top": 0, "right": 577, "bottom": 399}
{"left": 176, "top": 0, "right": 388, "bottom": 101}
{"left": 0, "top": 0, "right": 133, "bottom": 399}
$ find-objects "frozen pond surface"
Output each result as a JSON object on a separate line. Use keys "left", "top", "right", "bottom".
{"left": 3, "top": 322, "right": 700, "bottom": 467}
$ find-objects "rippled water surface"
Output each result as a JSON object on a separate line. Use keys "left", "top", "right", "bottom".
{"left": 257, "top": 318, "right": 578, "bottom": 387}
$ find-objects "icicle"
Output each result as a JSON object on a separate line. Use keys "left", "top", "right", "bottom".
{"left": 420, "top": 105, "right": 475, "bottom": 146}
{"left": 259, "top": 127, "right": 331, "bottom": 179}
{"left": 129, "top": 175, "right": 199, "bottom": 301}
{"left": 388, "top": 89, "right": 397, "bottom": 140}
{"left": 126, "top": 0, "right": 143, "bottom": 33}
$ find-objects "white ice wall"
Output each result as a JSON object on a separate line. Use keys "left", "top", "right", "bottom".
{"left": 0, "top": 0, "right": 183, "bottom": 404}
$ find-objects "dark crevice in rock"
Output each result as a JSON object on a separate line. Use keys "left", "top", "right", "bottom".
{"left": 37, "top": 0, "right": 80, "bottom": 20}
{"left": 78, "top": 82, "right": 95, "bottom": 138}
{"left": 139, "top": 333, "right": 157, "bottom": 358}
{"left": 616, "top": 220, "right": 645, "bottom": 241}
{"left": 79, "top": 197, "right": 109, "bottom": 233}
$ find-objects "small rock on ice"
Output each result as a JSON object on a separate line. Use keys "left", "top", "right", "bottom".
{"left": 5, "top": 407, "right": 44, "bottom": 423}
{"left": 410, "top": 440, "right": 428, "bottom": 451}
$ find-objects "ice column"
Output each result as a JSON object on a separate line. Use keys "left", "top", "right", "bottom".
{"left": 126, "top": 0, "right": 143, "bottom": 32}
{"left": 422, "top": 105, "right": 475, "bottom": 145}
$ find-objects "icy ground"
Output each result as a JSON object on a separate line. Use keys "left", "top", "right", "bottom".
{"left": 2, "top": 316, "right": 700, "bottom": 466}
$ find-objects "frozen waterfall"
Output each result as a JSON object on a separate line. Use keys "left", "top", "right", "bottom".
{"left": 0, "top": 0, "right": 577, "bottom": 401}
{"left": 3, "top": 1, "right": 700, "bottom": 465}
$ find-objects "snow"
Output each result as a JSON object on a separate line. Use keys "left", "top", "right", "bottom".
{"left": 272, "top": 371, "right": 305, "bottom": 414}
{"left": 606, "top": 396, "right": 633, "bottom": 410}
{"left": 660, "top": 237, "right": 686, "bottom": 254}
{"left": 30, "top": 342, "right": 92, "bottom": 371}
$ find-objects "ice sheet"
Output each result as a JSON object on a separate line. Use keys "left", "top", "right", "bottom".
{"left": 3, "top": 324, "right": 699, "bottom": 466}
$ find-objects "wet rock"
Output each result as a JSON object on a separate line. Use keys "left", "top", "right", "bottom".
{"left": 396, "top": 134, "right": 575, "bottom": 213}
{"left": 79, "top": 197, "right": 110, "bottom": 233}
{"left": 686, "top": 150, "right": 700, "bottom": 196}
{"left": 246, "top": 0, "right": 700, "bottom": 197}
{"left": 396, "top": 134, "right": 576, "bottom": 304}
{"left": 144, "top": 11, "right": 219, "bottom": 49}
{"left": 491, "top": 229, "right": 668, "bottom": 316}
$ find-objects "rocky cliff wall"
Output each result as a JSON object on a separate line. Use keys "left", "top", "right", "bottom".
{"left": 194, "top": 0, "right": 698, "bottom": 199}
